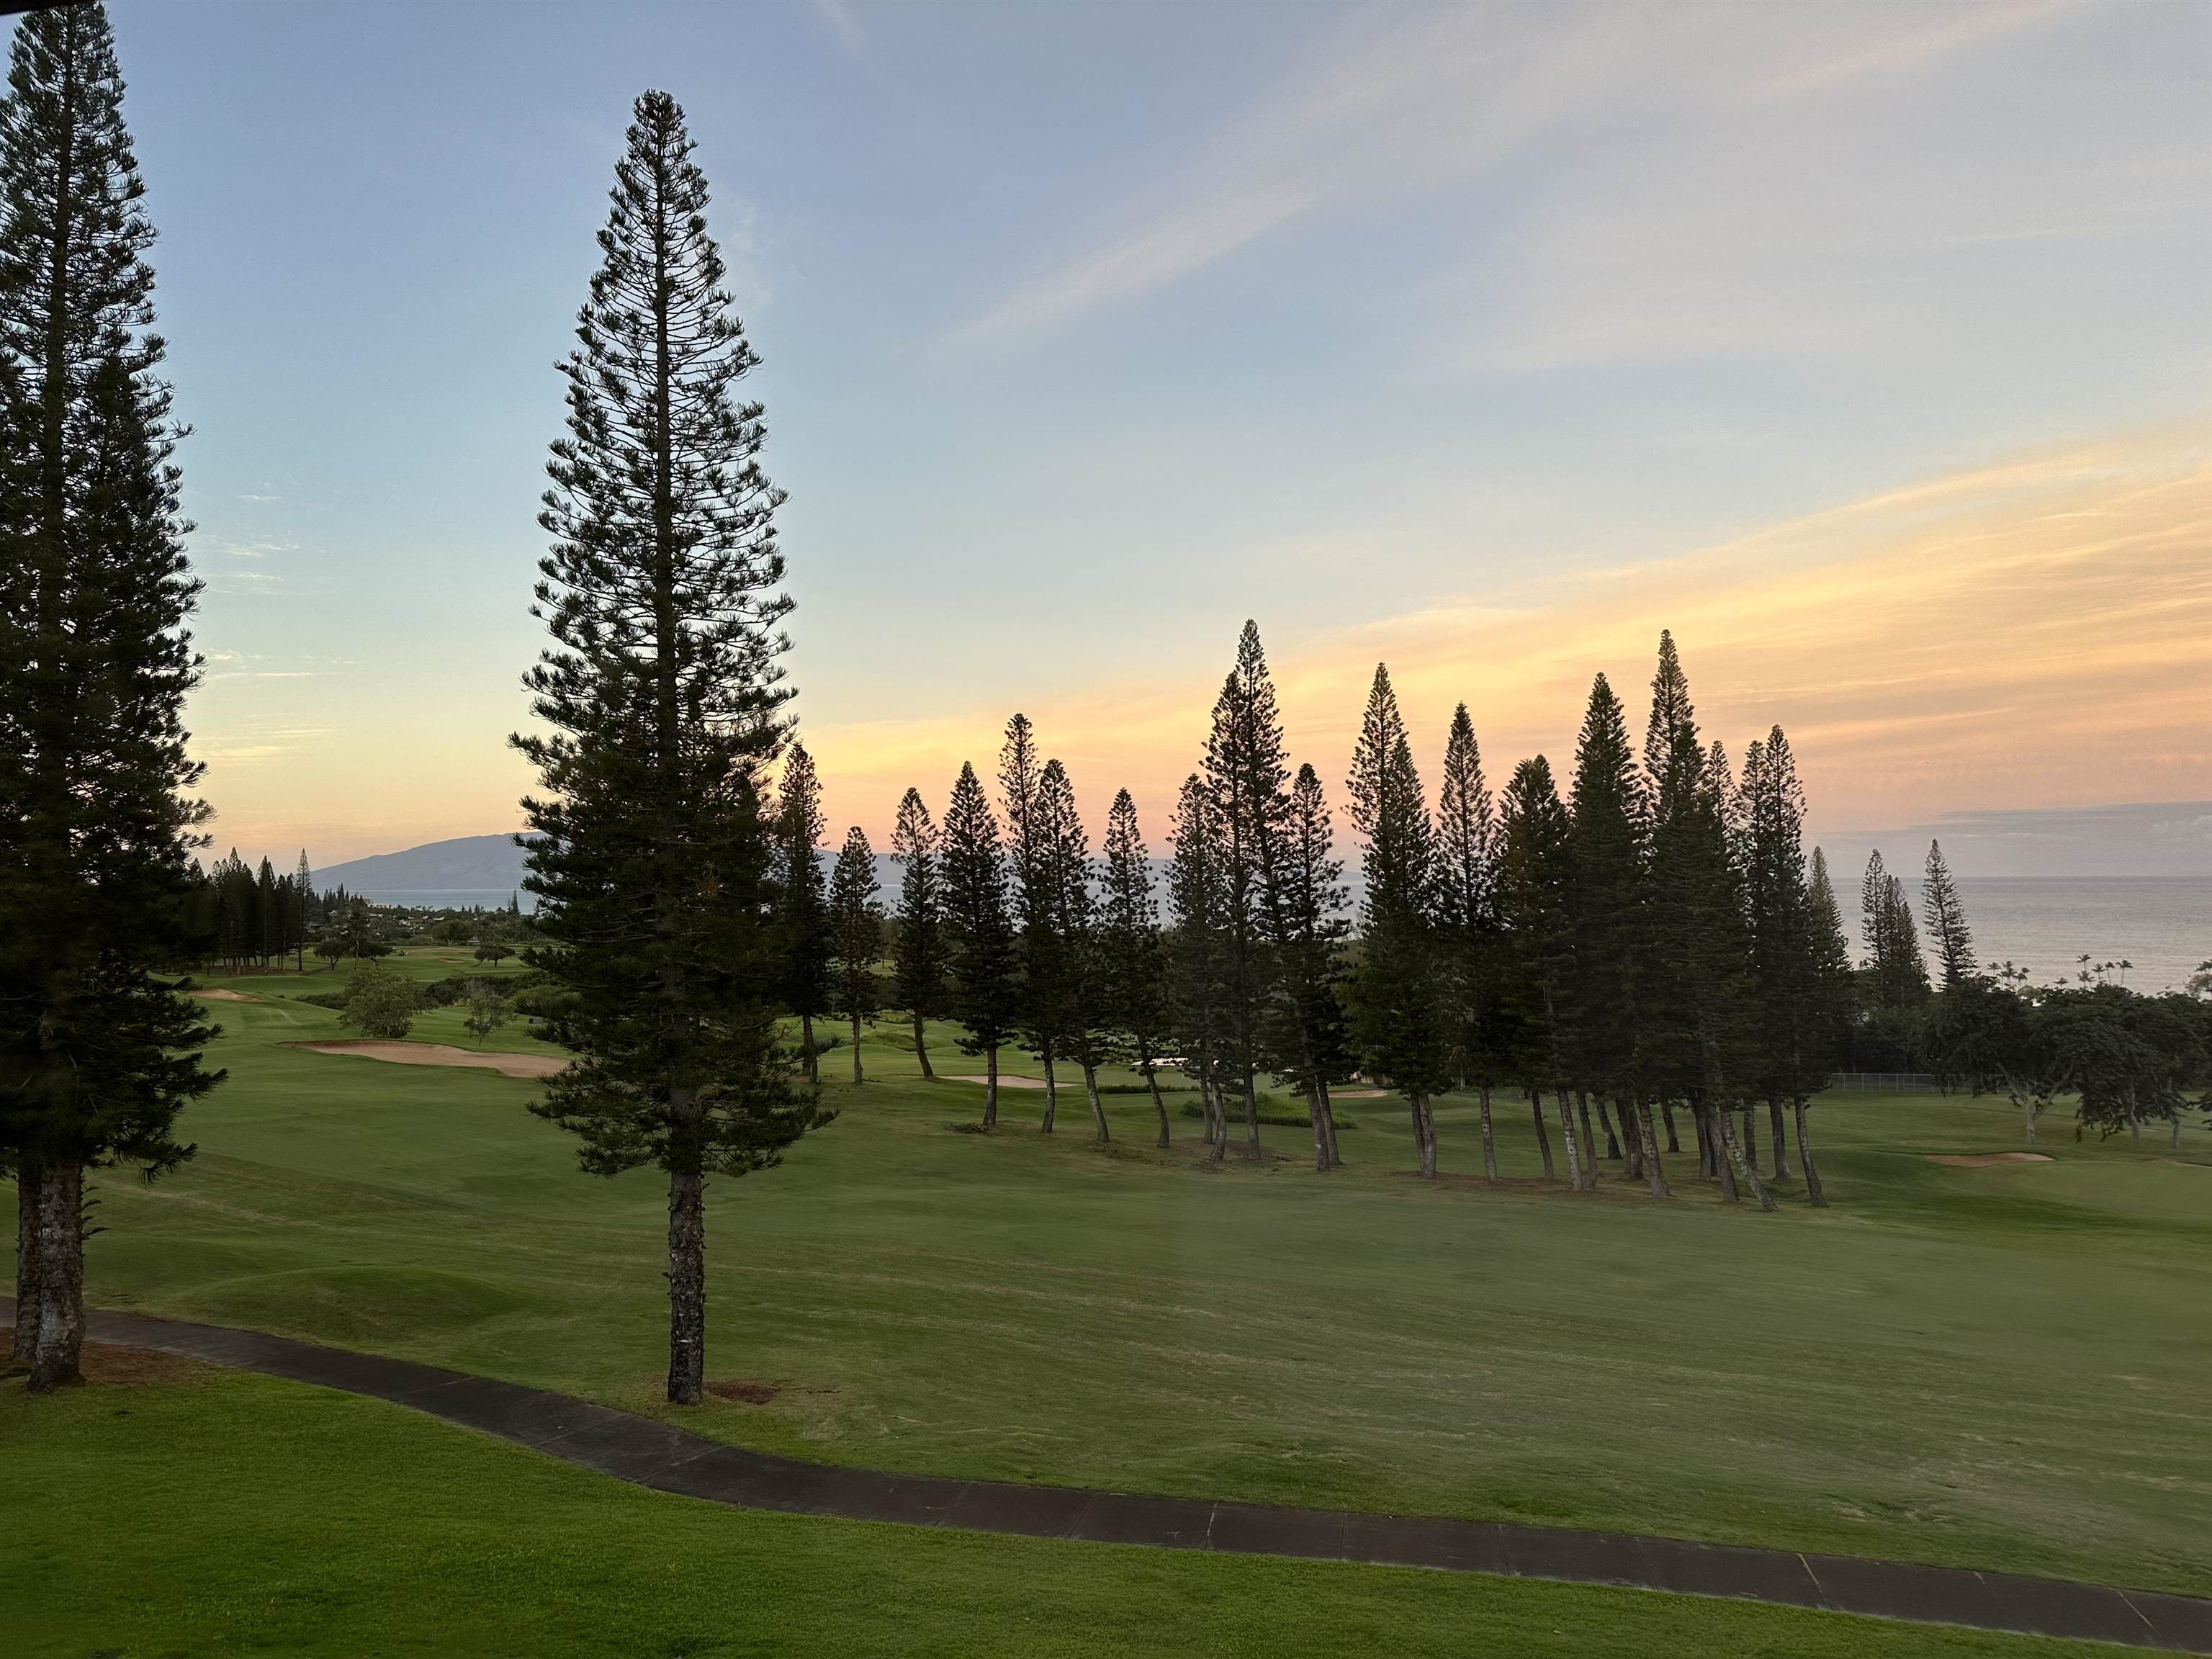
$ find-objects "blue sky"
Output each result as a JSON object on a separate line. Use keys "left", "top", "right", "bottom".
{"left": 107, "top": 1, "right": 2211, "bottom": 867}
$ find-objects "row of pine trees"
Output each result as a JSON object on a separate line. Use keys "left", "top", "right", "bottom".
{"left": 792, "top": 624, "right": 1855, "bottom": 1212}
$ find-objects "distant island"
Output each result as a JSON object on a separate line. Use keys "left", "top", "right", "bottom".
{"left": 313, "top": 835, "right": 531, "bottom": 896}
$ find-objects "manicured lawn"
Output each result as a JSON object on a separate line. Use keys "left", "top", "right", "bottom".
{"left": 15, "top": 948, "right": 2211, "bottom": 1599}
{"left": 0, "top": 1364, "right": 2141, "bottom": 1659}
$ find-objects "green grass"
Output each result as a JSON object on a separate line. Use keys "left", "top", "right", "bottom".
{"left": 0, "top": 1366, "right": 2143, "bottom": 1659}
{"left": 16, "top": 948, "right": 2211, "bottom": 1601}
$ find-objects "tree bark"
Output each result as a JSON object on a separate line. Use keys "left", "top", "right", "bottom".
{"left": 1317, "top": 1082, "right": 1342, "bottom": 1169}
{"left": 1082, "top": 1060, "right": 1110, "bottom": 1144}
{"left": 850, "top": 1011, "right": 863, "bottom": 1084}
{"left": 1596, "top": 1095, "right": 1622, "bottom": 1161}
{"left": 1557, "top": 1089, "right": 1590, "bottom": 1190}
{"left": 1040, "top": 1047, "right": 1058, "bottom": 1133}
{"left": 1144, "top": 1062, "right": 1169, "bottom": 1148}
{"left": 1704, "top": 1105, "right": 1736, "bottom": 1200}
{"left": 1577, "top": 1092, "right": 1603, "bottom": 1168}
{"left": 1478, "top": 1085, "right": 1498, "bottom": 1182}
{"left": 1243, "top": 1072, "right": 1262, "bottom": 1161}
{"left": 799, "top": 1012, "right": 818, "bottom": 1084}
{"left": 1208, "top": 1079, "right": 1227, "bottom": 1165}
{"left": 1692, "top": 1103, "right": 1712, "bottom": 1179}
{"left": 665, "top": 1147, "right": 706, "bottom": 1406}
{"left": 12, "top": 1164, "right": 42, "bottom": 1368}
{"left": 2020, "top": 1092, "right": 2036, "bottom": 1146}
{"left": 1715, "top": 1110, "right": 1777, "bottom": 1212}
{"left": 1661, "top": 1102, "right": 1681, "bottom": 1154}
{"left": 1411, "top": 1092, "right": 1438, "bottom": 1178}
{"left": 1768, "top": 1097, "right": 1791, "bottom": 1180}
{"left": 983, "top": 1042, "right": 999, "bottom": 1130}
{"left": 912, "top": 1013, "right": 934, "bottom": 1081}
{"left": 1635, "top": 1099, "right": 1671, "bottom": 1199}
{"left": 1305, "top": 1080, "right": 1329, "bottom": 1173}
{"left": 1740, "top": 1104, "right": 1758, "bottom": 1172}
{"left": 27, "top": 1159, "right": 86, "bottom": 1393}
{"left": 1529, "top": 1094, "right": 1555, "bottom": 1178}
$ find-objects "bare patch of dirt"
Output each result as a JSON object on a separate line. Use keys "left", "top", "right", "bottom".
{"left": 706, "top": 1378, "right": 781, "bottom": 1404}
{"left": 2, "top": 1333, "right": 215, "bottom": 1388}
{"left": 192, "top": 988, "right": 259, "bottom": 1002}
{"left": 282, "top": 1040, "right": 567, "bottom": 1079}
{"left": 947, "top": 1074, "right": 1048, "bottom": 1089}
{"left": 1928, "top": 1152, "right": 2054, "bottom": 1167}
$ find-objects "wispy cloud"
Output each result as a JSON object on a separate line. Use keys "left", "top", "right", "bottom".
{"left": 961, "top": 3, "right": 2067, "bottom": 340}
{"left": 813, "top": 0, "right": 864, "bottom": 56}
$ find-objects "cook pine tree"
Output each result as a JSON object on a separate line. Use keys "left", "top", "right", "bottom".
{"left": 828, "top": 827, "right": 880, "bottom": 1084}
{"left": 0, "top": 1, "right": 222, "bottom": 1393}
{"left": 1921, "top": 839, "right": 1977, "bottom": 992}
{"left": 1799, "top": 845, "right": 1851, "bottom": 1205}
{"left": 941, "top": 761, "right": 1018, "bottom": 1128}
{"left": 1036, "top": 758, "right": 1112, "bottom": 1143}
{"left": 775, "top": 741, "right": 831, "bottom": 1082}
{"left": 889, "top": 787, "right": 945, "bottom": 1079}
{"left": 1267, "top": 763, "right": 1349, "bottom": 1171}
{"left": 1167, "top": 771, "right": 1231, "bottom": 1155}
{"left": 1099, "top": 788, "right": 1173, "bottom": 1148}
{"left": 514, "top": 89, "right": 826, "bottom": 1407}
{"left": 999, "top": 714, "right": 1067, "bottom": 1128}
{"left": 1435, "top": 704, "right": 1504, "bottom": 1178}
{"left": 1739, "top": 727, "right": 1833, "bottom": 1201}
{"left": 1496, "top": 755, "right": 1578, "bottom": 1185}
{"left": 1343, "top": 665, "right": 1453, "bottom": 1178}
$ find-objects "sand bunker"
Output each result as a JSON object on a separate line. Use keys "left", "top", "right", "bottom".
{"left": 1335, "top": 1088, "right": 1388, "bottom": 1099}
{"left": 948, "top": 1074, "right": 1049, "bottom": 1089}
{"left": 1928, "top": 1152, "right": 2053, "bottom": 1167}
{"left": 192, "top": 989, "right": 260, "bottom": 1002}
{"left": 287, "top": 1040, "right": 567, "bottom": 1080}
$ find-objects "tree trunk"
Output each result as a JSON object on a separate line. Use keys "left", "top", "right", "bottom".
{"left": 1596, "top": 1096, "right": 1622, "bottom": 1161}
{"left": 12, "top": 1163, "right": 41, "bottom": 1368}
{"left": 1040, "top": 1047, "right": 1058, "bottom": 1133}
{"left": 850, "top": 1011, "right": 863, "bottom": 1084}
{"left": 2126, "top": 1089, "right": 2139, "bottom": 1147}
{"left": 1411, "top": 1092, "right": 1438, "bottom": 1178}
{"left": 1622, "top": 1111, "right": 1645, "bottom": 1182}
{"left": 2021, "top": 1093, "right": 2035, "bottom": 1146}
{"left": 1576, "top": 1092, "right": 1602, "bottom": 1168}
{"left": 27, "top": 1159, "right": 86, "bottom": 1394}
{"left": 1144, "top": 1061, "right": 1169, "bottom": 1148}
{"left": 1692, "top": 1103, "right": 1712, "bottom": 1178}
{"left": 912, "top": 1013, "right": 934, "bottom": 1080}
{"left": 1082, "top": 1060, "right": 1110, "bottom": 1143}
{"left": 1305, "top": 1080, "right": 1329, "bottom": 1173}
{"left": 1243, "top": 1072, "right": 1262, "bottom": 1161}
{"left": 1767, "top": 1097, "right": 1791, "bottom": 1180}
{"left": 665, "top": 1147, "right": 706, "bottom": 1406}
{"left": 1740, "top": 1104, "right": 1758, "bottom": 1172}
{"left": 1794, "top": 1097, "right": 1827, "bottom": 1208}
{"left": 1635, "top": 1099, "right": 1671, "bottom": 1199}
{"left": 1557, "top": 1089, "right": 1589, "bottom": 1190}
{"left": 983, "top": 1042, "right": 999, "bottom": 1130}
{"left": 1529, "top": 1094, "right": 1554, "bottom": 1179}
{"left": 1661, "top": 1102, "right": 1681, "bottom": 1154}
{"left": 1704, "top": 1105, "right": 1737, "bottom": 1200}
{"left": 1716, "top": 1110, "right": 1777, "bottom": 1212}
{"left": 1317, "top": 1082, "right": 1342, "bottom": 1169}
{"left": 799, "top": 1012, "right": 818, "bottom": 1084}
{"left": 1208, "top": 1079, "right": 1227, "bottom": 1165}
{"left": 1478, "top": 1085, "right": 1498, "bottom": 1182}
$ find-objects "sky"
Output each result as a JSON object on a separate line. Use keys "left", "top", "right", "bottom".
{"left": 102, "top": 0, "right": 2212, "bottom": 874}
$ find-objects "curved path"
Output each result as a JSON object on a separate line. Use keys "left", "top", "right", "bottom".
{"left": 37, "top": 1303, "right": 2212, "bottom": 1654}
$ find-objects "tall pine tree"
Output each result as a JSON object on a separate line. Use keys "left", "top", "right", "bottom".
{"left": 829, "top": 827, "right": 880, "bottom": 1084}
{"left": 941, "top": 762, "right": 1017, "bottom": 1128}
{"left": 515, "top": 91, "right": 824, "bottom": 1406}
{"left": 1497, "top": 756, "right": 1582, "bottom": 1187}
{"left": 1435, "top": 705, "right": 1506, "bottom": 1180}
{"left": 1267, "top": 763, "right": 1349, "bottom": 1171}
{"left": 774, "top": 742, "right": 830, "bottom": 1082}
{"left": 1036, "top": 759, "right": 1111, "bottom": 1143}
{"left": 1343, "top": 665, "right": 1452, "bottom": 1178}
{"left": 1167, "top": 771, "right": 1231, "bottom": 1157}
{"left": 889, "top": 787, "right": 945, "bottom": 1080}
{"left": 0, "top": 2, "right": 221, "bottom": 1391}
{"left": 1100, "top": 789, "right": 1172, "bottom": 1148}
{"left": 1921, "top": 838, "right": 1977, "bottom": 992}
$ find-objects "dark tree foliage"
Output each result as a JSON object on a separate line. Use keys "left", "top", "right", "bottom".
{"left": 889, "top": 787, "right": 945, "bottom": 1081}
{"left": 999, "top": 713, "right": 1067, "bottom": 1124}
{"left": 1564, "top": 675, "right": 1661, "bottom": 1195}
{"left": 1343, "top": 665, "right": 1452, "bottom": 1178}
{"left": 0, "top": 1, "right": 220, "bottom": 1392}
{"left": 1100, "top": 789, "right": 1173, "bottom": 1148}
{"left": 1859, "top": 848, "right": 1929, "bottom": 1011}
{"left": 829, "top": 827, "right": 881, "bottom": 1084}
{"left": 1738, "top": 727, "right": 1828, "bottom": 1193}
{"left": 941, "top": 761, "right": 1018, "bottom": 1128}
{"left": 1266, "top": 763, "right": 1351, "bottom": 1171}
{"left": 1921, "top": 839, "right": 1977, "bottom": 992}
{"left": 1035, "top": 759, "right": 1112, "bottom": 1143}
{"left": 774, "top": 742, "right": 830, "bottom": 1082}
{"left": 1435, "top": 703, "right": 1509, "bottom": 1178}
{"left": 1497, "top": 756, "right": 1576, "bottom": 1184}
{"left": 1203, "top": 621, "right": 1292, "bottom": 1160}
{"left": 1167, "top": 770, "right": 1233, "bottom": 1158}
{"left": 513, "top": 90, "right": 824, "bottom": 1406}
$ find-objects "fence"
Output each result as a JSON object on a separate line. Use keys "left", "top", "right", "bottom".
{"left": 1827, "top": 1071, "right": 1937, "bottom": 1092}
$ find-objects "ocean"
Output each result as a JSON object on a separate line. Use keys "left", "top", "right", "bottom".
{"left": 1915, "top": 879, "right": 2209, "bottom": 993}
{"left": 349, "top": 876, "right": 2208, "bottom": 993}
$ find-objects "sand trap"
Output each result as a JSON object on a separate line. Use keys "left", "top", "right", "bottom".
{"left": 1335, "top": 1088, "right": 1388, "bottom": 1099}
{"left": 1928, "top": 1152, "right": 2053, "bottom": 1167}
{"left": 286, "top": 1040, "right": 567, "bottom": 1080}
{"left": 193, "top": 989, "right": 260, "bottom": 1002}
{"left": 948, "top": 1074, "right": 1049, "bottom": 1089}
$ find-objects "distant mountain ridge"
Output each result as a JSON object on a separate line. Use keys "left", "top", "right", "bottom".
{"left": 314, "top": 834, "right": 531, "bottom": 894}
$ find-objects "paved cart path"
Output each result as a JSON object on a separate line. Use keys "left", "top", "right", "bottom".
{"left": 17, "top": 1302, "right": 2211, "bottom": 1653}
